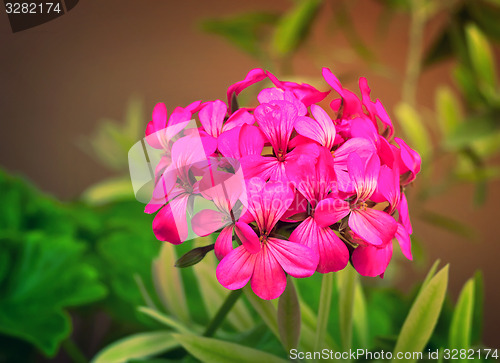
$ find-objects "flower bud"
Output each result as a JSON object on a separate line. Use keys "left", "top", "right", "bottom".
{"left": 174, "top": 244, "right": 215, "bottom": 268}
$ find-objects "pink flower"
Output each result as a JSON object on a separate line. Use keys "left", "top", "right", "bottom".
{"left": 315, "top": 153, "right": 398, "bottom": 248}
{"left": 240, "top": 99, "right": 318, "bottom": 182}
{"left": 146, "top": 134, "right": 217, "bottom": 244}
{"left": 286, "top": 146, "right": 350, "bottom": 273}
{"left": 216, "top": 178, "right": 318, "bottom": 300}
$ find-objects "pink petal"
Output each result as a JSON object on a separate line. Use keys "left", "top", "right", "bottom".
{"left": 349, "top": 208, "right": 397, "bottom": 247}
{"left": 251, "top": 244, "right": 287, "bottom": 300}
{"left": 227, "top": 68, "right": 268, "bottom": 112}
{"left": 152, "top": 103, "right": 168, "bottom": 132}
{"left": 281, "top": 190, "right": 309, "bottom": 222}
{"left": 289, "top": 217, "right": 348, "bottom": 273}
{"left": 352, "top": 243, "right": 393, "bottom": 277}
{"left": 223, "top": 109, "right": 254, "bottom": 132}
{"left": 192, "top": 209, "right": 228, "bottom": 237}
{"left": 314, "top": 197, "right": 350, "bottom": 227}
{"left": 374, "top": 165, "right": 400, "bottom": 214}
{"left": 247, "top": 179, "right": 295, "bottom": 232}
{"left": 216, "top": 246, "right": 257, "bottom": 290}
{"left": 267, "top": 237, "right": 319, "bottom": 277}
{"left": 347, "top": 153, "right": 380, "bottom": 201}
{"left": 254, "top": 101, "right": 297, "bottom": 153}
{"left": 217, "top": 126, "right": 242, "bottom": 159}
{"left": 238, "top": 124, "right": 266, "bottom": 156}
{"left": 397, "top": 193, "right": 412, "bottom": 234}
{"left": 235, "top": 222, "right": 261, "bottom": 254}
{"left": 199, "top": 100, "right": 227, "bottom": 138}
{"left": 215, "top": 226, "right": 235, "bottom": 260}
{"left": 240, "top": 154, "right": 285, "bottom": 182}
{"left": 395, "top": 223, "right": 412, "bottom": 260}
{"left": 152, "top": 194, "right": 189, "bottom": 244}
{"left": 395, "top": 137, "right": 421, "bottom": 183}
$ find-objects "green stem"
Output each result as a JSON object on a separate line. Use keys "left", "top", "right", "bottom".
{"left": 314, "top": 272, "right": 334, "bottom": 351}
{"left": 62, "top": 338, "right": 88, "bottom": 363}
{"left": 203, "top": 288, "right": 243, "bottom": 337}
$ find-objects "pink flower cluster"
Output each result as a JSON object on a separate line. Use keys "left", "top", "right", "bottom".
{"left": 144, "top": 68, "right": 421, "bottom": 300}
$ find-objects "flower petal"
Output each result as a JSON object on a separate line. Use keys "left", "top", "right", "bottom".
{"left": 216, "top": 246, "right": 257, "bottom": 290}
{"left": 349, "top": 208, "right": 397, "bottom": 247}
{"left": 152, "top": 194, "right": 189, "bottom": 244}
{"left": 199, "top": 100, "right": 227, "bottom": 138}
{"left": 215, "top": 226, "right": 235, "bottom": 260}
{"left": 352, "top": 243, "right": 393, "bottom": 277}
{"left": 192, "top": 209, "right": 228, "bottom": 237}
{"left": 314, "top": 197, "right": 350, "bottom": 227}
{"left": 235, "top": 222, "right": 261, "bottom": 254}
{"left": 395, "top": 223, "right": 412, "bottom": 261}
{"left": 267, "top": 237, "right": 319, "bottom": 277}
{"left": 251, "top": 244, "right": 286, "bottom": 300}
{"left": 289, "top": 217, "right": 348, "bottom": 273}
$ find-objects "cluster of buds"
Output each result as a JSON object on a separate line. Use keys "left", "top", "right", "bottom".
{"left": 140, "top": 68, "right": 421, "bottom": 300}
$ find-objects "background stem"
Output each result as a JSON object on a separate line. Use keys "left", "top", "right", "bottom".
{"left": 203, "top": 289, "right": 243, "bottom": 337}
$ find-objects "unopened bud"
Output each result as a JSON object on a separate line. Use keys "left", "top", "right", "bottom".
{"left": 175, "top": 244, "right": 215, "bottom": 268}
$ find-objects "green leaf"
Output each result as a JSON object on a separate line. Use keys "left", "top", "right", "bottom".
{"left": 201, "top": 12, "right": 279, "bottom": 58}
{"left": 272, "top": 0, "right": 322, "bottom": 57}
{"left": 138, "top": 307, "right": 193, "bottom": 335}
{"left": 435, "top": 86, "right": 463, "bottom": 136}
{"left": 92, "top": 331, "right": 178, "bottom": 363}
{"left": 471, "top": 271, "right": 484, "bottom": 344}
{"left": 244, "top": 287, "right": 280, "bottom": 338}
{"left": 421, "top": 259, "right": 441, "bottom": 290}
{"left": 338, "top": 265, "right": 357, "bottom": 351}
{"left": 392, "top": 265, "right": 449, "bottom": 363}
{"left": 277, "top": 277, "right": 301, "bottom": 351}
{"left": 172, "top": 334, "right": 288, "bottom": 363}
{"left": 152, "top": 243, "right": 190, "bottom": 323}
{"left": 465, "top": 23, "right": 497, "bottom": 97}
{"left": 449, "top": 278, "right": 475, "bottom": 351}
{"left": 0, "top": 233, "right": 106, "bottom": 356}
{"left": 96, "top": 227, "right": 161, "bottom": 325}
{"left": 444, "top": 116, "right": 498, "bottom": 150}
{"left": 394, "top": 103, "right": 431, "bottom": 160}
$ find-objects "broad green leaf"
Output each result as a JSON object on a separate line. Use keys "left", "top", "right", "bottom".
{"left": 277, "top": 278, "right": 301, "bottom": 351}
{"left": 465, "top": 23, "right": 497, "bottom": 97}
{"left": 392, "top": 265, "right": 449, "bottom": 363}
{"left": 449, "top": 278, "right": 475, "bottom": 351}
{"left": 435, "top": 86, "right": 463, "bottom": 136}
{"left": 272, "top": 0, "right": 322, "bottom": 57}
{"left": 92, "top": 331, "right": 177, "bottom": 363}
{"left": 244, "top": 286, "right": 279, "bottom": 338}
{"left": 81, "top": 176, "right": 135, "bottom": 205}
{"left": 314, "top": 273, "right": 333, "bottom": 351}
{"left": 96, "top": 227, "right": 161, "bottom": 325}
{"left": 152, "top": 243, "right": 190, "bottom": 323}
{"left": 194, "top": 250, "right": 253, "bottom": 331}
{"left": 0, "top": 233, "right": 107, "bottom": 356}
{"left": 172, "top": 334, "right": 288, "bottom": 363}
{"left": 138, "top": 307, "right": 193, "bottom": 335}
{"left": 394, "top": 103, "right": 431, "bottom": 160}
{"left": 453, "top": 64, "right": 483, "bottom": 107}
{"left": 201, "top": 12, "right": 279, "bottom": 58}
{"left": 338, "top": 265, "right": 357, "bottom": 351}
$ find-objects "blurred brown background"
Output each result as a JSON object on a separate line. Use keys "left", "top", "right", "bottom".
{"left": 1, "top": 0, "right": 499, "bottom": 347}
